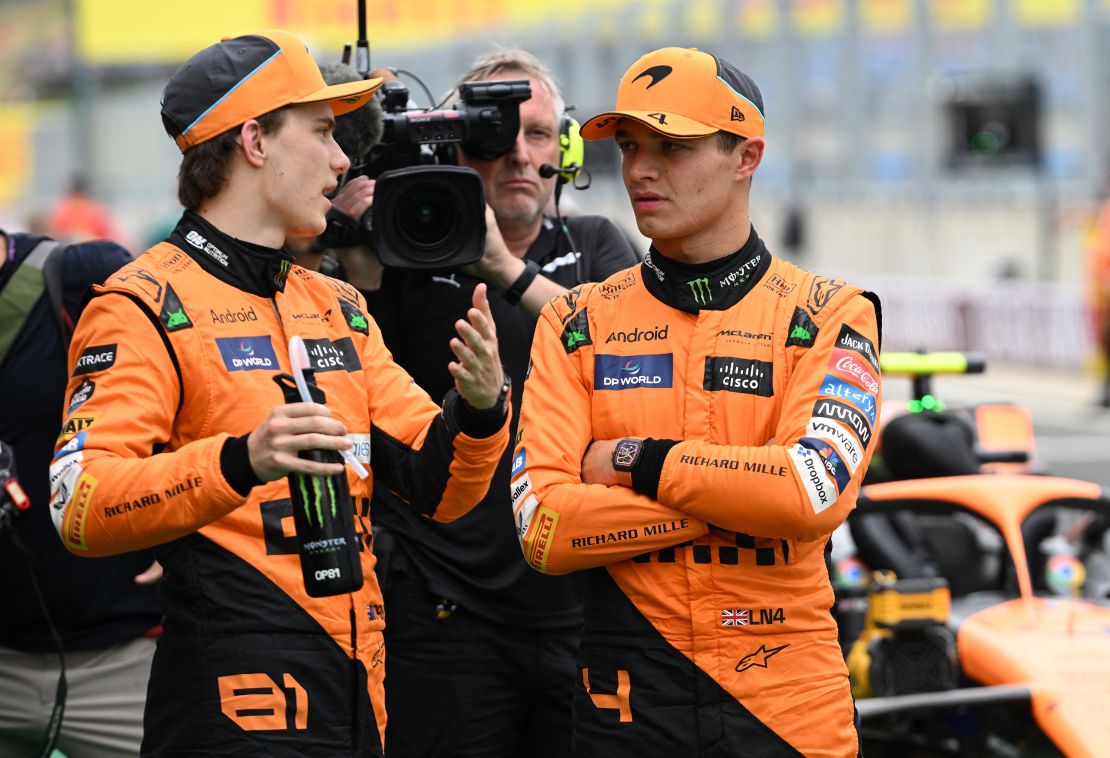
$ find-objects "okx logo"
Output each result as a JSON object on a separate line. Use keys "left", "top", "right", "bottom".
{"left": 686, "top": 277, "right": 713, "bottom": 305}
{"left": 217, "top": 336, "right": 279, "bottom": 372}
{"left": 594, "top": 354, "right": 673, "bottom": 390}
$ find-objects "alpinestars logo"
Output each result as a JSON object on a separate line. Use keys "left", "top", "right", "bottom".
{"left": 735, "top": 643, "right": 788, "bottom": 673}
{"left": 687, "top": 277, "right": 713, "bottom": 305}
{"left": 632, "top": 65, "right": 673, "bottom": 89}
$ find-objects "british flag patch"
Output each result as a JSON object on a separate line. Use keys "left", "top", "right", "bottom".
{"left": 721, "top": 609, "right": 750, "bottom": 626}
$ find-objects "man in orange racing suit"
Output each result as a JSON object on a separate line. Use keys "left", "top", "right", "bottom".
{"left": 514, "top": 47, "right": 881, "bottom": 757}
{"left": 49, "top": 30, "right": 510, "bottom": 757}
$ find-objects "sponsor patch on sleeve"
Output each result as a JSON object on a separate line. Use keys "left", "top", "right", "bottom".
{"left": 805, "top": 419, "right": 862, "bottom": 473}
{"left": 787, "top": 444, "right": 837, "bottom": 514}
{"left": 510, "top": 474, "right": 534, "bottom": 513}
{"left": 524, "top": 506, "right": 560, "bottom": 571}
{"left": 827, "top": 348, "right": 880, "bottom": 395}
{"left": 511, "top": 449, "right": 527, "bottom": 479}
{"left": 818, "top": 374, "right": 876, "bottom": 425}
{"left": 73, "top": 344, "right": 117, "bottom": 376}
{"left": 66, "top": 379, "right": 95, "bottom": 415}
{"left": 812, "top": 397, "right": 873, "bottom": 449}
{"left": 798, "top": 437, "right": 852, "bottom": 494}
{"left": 834, "top": 323, "right": 880, "bottom": 372}
{"left": 62, "top": 472, "right": 98, "bottom": 551}
{"left": 515, "top": 494, "right": 540, "bottom": 543}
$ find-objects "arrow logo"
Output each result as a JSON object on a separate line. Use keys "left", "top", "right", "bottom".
{"left": 632, "top": 65, "right": 673, "bottom": 89}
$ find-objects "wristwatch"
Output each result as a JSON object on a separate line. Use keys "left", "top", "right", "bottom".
{"left": 611, "top": 437, "right": 644, "bottom": 473}
{"left": 504, "top": 259, "right": 541, "bottom": 304}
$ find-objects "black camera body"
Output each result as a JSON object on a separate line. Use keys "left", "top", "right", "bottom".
{"left": 355, "top": 78, "right": 532, "bottom": 270}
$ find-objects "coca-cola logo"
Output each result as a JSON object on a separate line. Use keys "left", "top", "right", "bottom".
{"left": 830, "top": 349, "right": 879, "bottom": 394}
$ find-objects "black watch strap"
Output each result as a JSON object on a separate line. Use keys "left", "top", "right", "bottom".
{"left": 504, "top": 259, "right": 541, "bottom": 304}
{"left": 612, "top": 437, "right": 644, "bottom": 473}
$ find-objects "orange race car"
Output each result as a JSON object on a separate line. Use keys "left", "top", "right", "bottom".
{"left": 833, "top": 352, "right": 1110, "bottom": 757}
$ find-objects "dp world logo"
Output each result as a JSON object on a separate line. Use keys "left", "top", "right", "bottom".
{"left": 217, "top": 336, "right": 279, "bottom": 372}
{"left": 687, "top": 277, "right": 713, "bottom": 305}
{"left": 595, "top": 354, "right": 673, "bottom": 390}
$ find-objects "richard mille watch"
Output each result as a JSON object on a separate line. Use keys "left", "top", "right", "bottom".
{"left": 611, "top": 437, "right": 644, "bottom": 473}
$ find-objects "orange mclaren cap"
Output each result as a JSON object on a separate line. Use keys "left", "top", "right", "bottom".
{"left": 580, "top": 47, "right": 765, "bottom": 141}
{"left": 161, "top": 30, "right": 383, "bottom": 153}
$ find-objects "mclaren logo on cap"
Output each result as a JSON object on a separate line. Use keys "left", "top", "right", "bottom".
{"left": 731, "top": 106, "right": 745, "bottom": 122}
{"left": 632, "top": 65, "right": 673, "bottom": 89}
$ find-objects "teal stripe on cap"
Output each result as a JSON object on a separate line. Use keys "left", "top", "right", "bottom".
{"left": 182, "top": 49, "right": 283, "bottom": 136}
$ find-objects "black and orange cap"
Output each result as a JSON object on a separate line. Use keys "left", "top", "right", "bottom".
{"left": 580, "top": 47, "right": 765, "bottom": 141}
{"left": 161, "top": 29, "right": 382, "bottom": 153}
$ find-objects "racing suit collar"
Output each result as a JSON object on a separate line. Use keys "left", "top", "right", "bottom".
{"left": 167, "top": 211, "right": 295, "bottom": 298}
{"left": 640, "top": 225, "right": 770, "bottom": 312}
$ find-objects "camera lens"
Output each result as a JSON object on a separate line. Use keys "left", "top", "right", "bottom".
{"left": 372, "top": 166, "right": 486, "bottom": 269}
{"left": 396, "top": 185, "right": 458, "bottom": 249}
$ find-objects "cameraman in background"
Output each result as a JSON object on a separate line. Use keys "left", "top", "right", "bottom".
{"left": 0, "top": 229, "right": 161, "bottom": 757}
{"left": 324, "top": 50, "right": 638, "bottom": 757}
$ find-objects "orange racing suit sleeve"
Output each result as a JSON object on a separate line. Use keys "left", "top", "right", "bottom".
{"left": 649, "top": 294, "right": 881, "bottom": 541}
{"left": 360, "top": 312, "right": 510, "bottom": 523}
{"left": 514, "top": 295, "right": 709, "bottom": 575}
{"left": 50, "top": 294, "right": 247, "bottom": 556}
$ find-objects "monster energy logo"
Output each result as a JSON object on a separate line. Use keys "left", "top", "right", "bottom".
{"left": 348, "top": 312, "right": 368, "bottom": 330}
{"left": 566, "top": 330, "right": 586, "bottom": 349}
{"left": 294, "top": 473, "right": 338, "bottom": 527}
{"left": 790, "top": 325, "right": 812, "bottom": 340}
{"left": 687, "top": 277, "right": 713, "bottom": 305}
{"left": 274, "top": 259, "right": 292, "bottom": 287}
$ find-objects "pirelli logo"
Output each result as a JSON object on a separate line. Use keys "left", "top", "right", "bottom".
{"left": 63, "top": 472, "right": 98, "bottom": 551}
{"left": 526, "top": 507, "right": 560, "bottom": 573}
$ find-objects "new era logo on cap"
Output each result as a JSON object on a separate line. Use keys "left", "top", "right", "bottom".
{"left": 580, "top": 47, "right": 765, "bottom": 142}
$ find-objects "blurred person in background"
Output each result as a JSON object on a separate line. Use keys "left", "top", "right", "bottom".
{"left": 320, "top": 49, "right": 638, "bottom": 757}
{"left": 0, "top": 228, "right": 161, "bottom": 758}
{"left": 47, "top": 29, "right": 509, "bottom": 757}
{"left": 1086, "top": 193, "right": 1110, "bottom": 407}
{"left": 47, "top": 176, "right": 130, "bottom": 247}
{"left": 514, "top": 47, "right": 881, "bottom": 756}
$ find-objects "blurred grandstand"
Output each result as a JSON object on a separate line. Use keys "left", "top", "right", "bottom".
{"left": 1, "top": 0, "right": 1108, "bottom": 370}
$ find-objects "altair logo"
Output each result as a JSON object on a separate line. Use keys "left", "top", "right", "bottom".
{"left": 595, "top": 354, "right": 673, "bottom": 390}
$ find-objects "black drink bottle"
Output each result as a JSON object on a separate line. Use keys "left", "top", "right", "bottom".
{"left": 274, "top": 373, "right": 363, "bottom": 597}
